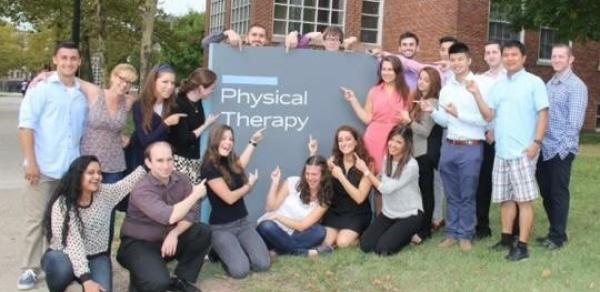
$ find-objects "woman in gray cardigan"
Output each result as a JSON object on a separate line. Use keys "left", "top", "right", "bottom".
{"left": 357, "top": 126, "right": 423, "bottom": 256}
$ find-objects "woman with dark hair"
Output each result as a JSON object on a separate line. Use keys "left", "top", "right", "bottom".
{"left": 41, "top": 156, "right": 145, "bottom": 292}
{"left": 169, "top": 68, "right": 220, "bottom": 182}
{"left": 256, "top": 153, "right": 333, "bottom": 256}
{"left": 357, "top": 126, "right": 423, "bottom": 256}
{"left": 127, "top": 63, "right": 186, "bottom": 171}
{"left": 341, "top": 55, "right": 411, "bottom": 173}
{"left": 407, "top": 67, "right": 443, "bottom": 244}
{"left": 320, "top": 125, "right": 373, "bottom": 249}
{"left": 200, "top": 124, "right": 270, "bottom": 279}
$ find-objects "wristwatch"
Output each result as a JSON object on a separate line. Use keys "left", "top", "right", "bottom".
{"left": 533, "top": 139, "right": 542, "bottom": 145}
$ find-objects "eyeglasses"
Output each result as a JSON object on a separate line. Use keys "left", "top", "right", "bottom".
{"left": 116, "top": 75, "right": 133, "bottom": 85}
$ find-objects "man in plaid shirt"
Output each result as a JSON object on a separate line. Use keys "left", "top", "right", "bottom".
{"left": 536, "top": 43, "right": 588, "bottom": 250}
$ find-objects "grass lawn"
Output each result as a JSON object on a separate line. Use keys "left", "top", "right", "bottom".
{"left": 116, "top": 133, "right": 600, "bottom": 291}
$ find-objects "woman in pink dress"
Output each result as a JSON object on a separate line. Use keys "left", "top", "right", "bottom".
{"left": 342, "top": 56, "right": 411, "bottom": 174}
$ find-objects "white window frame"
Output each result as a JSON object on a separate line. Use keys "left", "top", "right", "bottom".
{"left": 231, "top": 0, "right": 251, "bottom": 35}
{"left": 536, "top": 27, "right": 566, "bottom": 66}
{"left": 209, "top": 0, "right": 226, "bottom": 34}
{"left": 487, "top": 0, "right": 524, "bottom": 44}
{"left": 360, "top": 0, "right": 384, "bottom": 45}
{"left": 272, "top": 0, "right": 347, "bottom": 41}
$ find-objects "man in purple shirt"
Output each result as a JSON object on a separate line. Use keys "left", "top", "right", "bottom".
{"left": 117, "top": 142, "right": 210, "bottom": 292}
{"left": 397, "top": 31, "right": 421, "bottom": 91}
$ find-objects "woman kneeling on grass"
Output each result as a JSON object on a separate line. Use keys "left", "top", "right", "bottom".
{"left": 41, "top": 156, "right": 145, "bottom": 292}
{"left": 358, "top": 125, "right": 423, "bottom": 256}
{"left": 257, "top": 150, "right": 334, "bottom": 257}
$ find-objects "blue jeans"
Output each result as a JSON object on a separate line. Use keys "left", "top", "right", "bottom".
{"left": 102, "top": 171, "right": 124, "bottom": 183}
{"left": 41, "top": 250, "right": 112, "bottom": 292}
{"left": 256, "top": 220, "right": 326, "bottom": 256}
{"left": 439, "top": 142, "right": 483, "bottom": 240}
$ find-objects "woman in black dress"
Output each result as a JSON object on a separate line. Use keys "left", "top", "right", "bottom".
{"left": 169, "top": 68, "right": 220, "bottom": 182}
{"left": 321, "top": 125, "right": 374, "bottom": 248}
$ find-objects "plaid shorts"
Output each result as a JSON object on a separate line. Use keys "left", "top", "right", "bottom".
{"left": 492, "top": 154, "right": 539, "bottom": 203}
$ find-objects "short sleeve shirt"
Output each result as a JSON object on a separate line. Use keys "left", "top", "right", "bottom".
{"left": 201, "top": 160, "right": 248, "bottom": 225}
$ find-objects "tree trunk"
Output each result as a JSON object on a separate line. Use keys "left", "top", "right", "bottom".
{"left": 92, "top": 0, "right": 106, "bottom": 86}
{"left": 139, "top": 0, "right": 158, "bottom": 88}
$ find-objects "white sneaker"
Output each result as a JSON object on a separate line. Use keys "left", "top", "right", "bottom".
{"left": 17, "top": 269, "right": 39, "bottom": 290}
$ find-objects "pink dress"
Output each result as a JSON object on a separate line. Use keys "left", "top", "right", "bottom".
{"left": 364, "top": 84, "right": 407, "bottom": 173}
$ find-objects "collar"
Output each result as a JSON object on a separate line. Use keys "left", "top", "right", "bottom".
{"left": 450, "top": 71, "right": 474, "bottom": 85}
{"left": 506, "top": 68, "right": 526, "bottom": 80}
{"left": 48, "top": 72, "right": 81, "bottom": 89}
{"left": 551, "top": 68, "right": 573, "bottom": 84}
{"left": 483, "top": 67, "right": 506, "bottom": 79}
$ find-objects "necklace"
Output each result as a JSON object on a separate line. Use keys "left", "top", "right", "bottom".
{"left": 186, "top": 97, "right": 199, "bottom": 114}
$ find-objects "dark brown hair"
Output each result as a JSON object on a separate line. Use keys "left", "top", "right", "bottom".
{"left": 384, "top": 125, "right": 413, "bottom": 179}
{"left": 179, "top": 68, "right": 217, "bottom": 96}
{"left": 296, "top": 155, "right": 333, "bottom": 207}
{"left": 331, "top": 125, "right": 372, "bottom": 170}
{"left": 411, "top": 67, "right": 441, "bottom": 122}
{"left": 139, "top": 64, "right": 176, "bottom": 133}
{"left": 378, "top": 56, "right": 410, "bottom": 104}
{"left": 323, "top": 26, "right": 344, "bottom": 42}
{"left": 201, "top": 124, "right": 247, "bottom": 187}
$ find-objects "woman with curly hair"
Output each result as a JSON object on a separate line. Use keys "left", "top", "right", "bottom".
{"left": 257, "top": 150, "right": 334, "bottom": 256}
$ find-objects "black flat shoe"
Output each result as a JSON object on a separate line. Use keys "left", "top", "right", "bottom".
{"left": 505, "top": 245, "right": 529, "bottom": 262}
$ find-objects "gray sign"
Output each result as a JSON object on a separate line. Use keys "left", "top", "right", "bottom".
{"left": 202, "top": 44, "right": 379, "bottom": 222}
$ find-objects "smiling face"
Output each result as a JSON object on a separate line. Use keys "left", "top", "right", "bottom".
{"left": 145, "top": 143, "right": 175, "bottom": 182}
{"left": 449, "top": 52, "right": 471, "bottom": 77}
{"left": 53, "top": 48, "right": 81, "bottom": 78}
{"left": 399, "top": 37, "right": 419, "bottom": 59}
{"left": 110, "top": 71, "right": 135, "bottom": 96}
{"left": 81, "top": 161, "right": 102, "bottom": 194}
{"left": 380, "top": 61, "right": 397, "bottom": 84}
{"left": 551, "top": 46, "right": 574, "bottom": 73}
{"left": 502, "top": 47, "right": 526, "bottom": 75}
{"left": 218, "top": 129, "right": 234, "bottom": 157}
{"left": 154, "top": 72, "right": 176, "bottom": 101}
{"left": 247, "top": 26, "right": 268, "bottom": 46}
{"left": 198, "top": 82, "right": 217, "bottom": 99}
{"left": 304, "top": 164, "right": 322, "bottom": 192}
{"left": 387, "top": 134, "right": 406, "bottom": 159}
{"left": 337, "top": 130, "right": 357, "bottom": 155}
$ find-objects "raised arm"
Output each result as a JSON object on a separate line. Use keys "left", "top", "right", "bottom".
{"left": 329, "top": 161, "right": 372, "bottom": 204}
{"left": 264, "top": 167, "right": 289, "bottom": 211}
{"left": 101, "top": 166, "right": 147, "bottom": 206}
{"left": 341, "top": 87, "right": 373, "bottom": 124}
{"left": 207, "top": 169, "right": 257, "bottom": 205}
{"left": 239, "top": 127, "right": 265, "bottom": 169}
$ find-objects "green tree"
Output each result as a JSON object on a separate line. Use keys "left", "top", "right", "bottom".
{"left": 157, "top": 12, "right": 205, "bottom": 82}
{"left": 0, "top": 23, "right": 22, "bottom": 75}
{"left": 497, "top": 0, "right": 600, "bottom": 41}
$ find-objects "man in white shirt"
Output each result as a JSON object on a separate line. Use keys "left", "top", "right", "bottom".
{"left": 421, "top": 42, "right": 488, "bottom": 252}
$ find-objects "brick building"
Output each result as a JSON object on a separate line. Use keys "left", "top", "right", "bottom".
{"left": 205, "top": 0, "right": 600, "bottom": 130}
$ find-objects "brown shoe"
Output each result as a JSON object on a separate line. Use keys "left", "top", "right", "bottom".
{"left": 459, "top": 240, "right": 472, "bottom": 252}
{"left": 432, "top": 220, "right": 445, "bottom": 231}
{"left": 438, "top": 238, "right": 457, "bottom": 248}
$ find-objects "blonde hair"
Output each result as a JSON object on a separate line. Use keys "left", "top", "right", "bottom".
{"left": 110, "top": 63, "right": 138, "bottom": 84}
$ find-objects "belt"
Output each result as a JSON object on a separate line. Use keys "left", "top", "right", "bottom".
{"left": 446, "top": 139, "right": 482, "bottom": 145}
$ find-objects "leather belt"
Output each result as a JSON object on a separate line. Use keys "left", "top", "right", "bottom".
{"left": 446, "top": 139, "right": 482, "bottom": 145}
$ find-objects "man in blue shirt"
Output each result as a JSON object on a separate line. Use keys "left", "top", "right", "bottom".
{"left": 536, "top": 44, "right": 588, "bottom": 250}
{"left": 17, "top": 42, "right": 88, "bottom": 290}
{"left": 470, "top": 40, "right": 549, "bottom": 261}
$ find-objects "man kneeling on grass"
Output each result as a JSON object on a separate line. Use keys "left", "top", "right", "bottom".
{"left": 117, "top": 142, "right": 211, "bottom": 292}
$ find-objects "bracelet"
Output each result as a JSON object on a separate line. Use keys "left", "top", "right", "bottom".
{"left": 249, "top": 140, "right": 257, "bottom": 147}
{"left": 533, "top": 139, "right": 542, "bottom": 146}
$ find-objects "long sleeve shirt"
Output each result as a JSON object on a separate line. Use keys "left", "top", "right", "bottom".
{"left": 411, "top": 99, "right": 438, "bottom": 157}
{"left": 48, "top": 167, "right": 146, "bottom": 280}
{"left": 431, "top": 72, "right": 487, "bottom": 141}
{"left": 542, "top": 69, "right": 588, "bottom": 160}
{"left": 378, "top": 158, "right": 423, "bottom": 219}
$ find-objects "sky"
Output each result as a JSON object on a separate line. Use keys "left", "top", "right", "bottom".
{"left": 159, "top": 0, "right": 206, "bottom": 16}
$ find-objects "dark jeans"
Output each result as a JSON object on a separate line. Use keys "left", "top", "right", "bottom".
{"left": 439, "top": 143, "right": 483, "bottom": 240}
{"left": 360, "top": 212, "right": 422, "bottom": 256}
{"left": 41, "top": 250, "right": 112, "bottom": 292}
{"left": 416, "top": 155, "right": 435, "bottom": 239}
{"left": 103, "top": 171, "right": 125, "bottom": 255}
{"left": 536, "top": 153, "right": 575, "bottom": 246}
{"left": 116, "top": 223, "right": 211, "bottom": 292}
{"left": 476, "top": 142, "right": 494, "bottom": 234}
{"left": 256, "top": 220, "right": 326, "bottom": 255}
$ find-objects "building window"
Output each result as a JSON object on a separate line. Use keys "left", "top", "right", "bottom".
{"left": 488, "top": 1, "right": 522, "bottom": 43}
{"left": 539, "top": 27, "right": 559, "bottom": 60}
{"left": 360, "top": 0, "right": 382, "bottom": 44}
{"left": 273, "top": 0, "right": 346, "bottom": 36}
{"left": 209, "top": 0, "right": 226, "bottom": 34}
{"left": 231, "top": 0, "right": 251, "bottom": 35}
